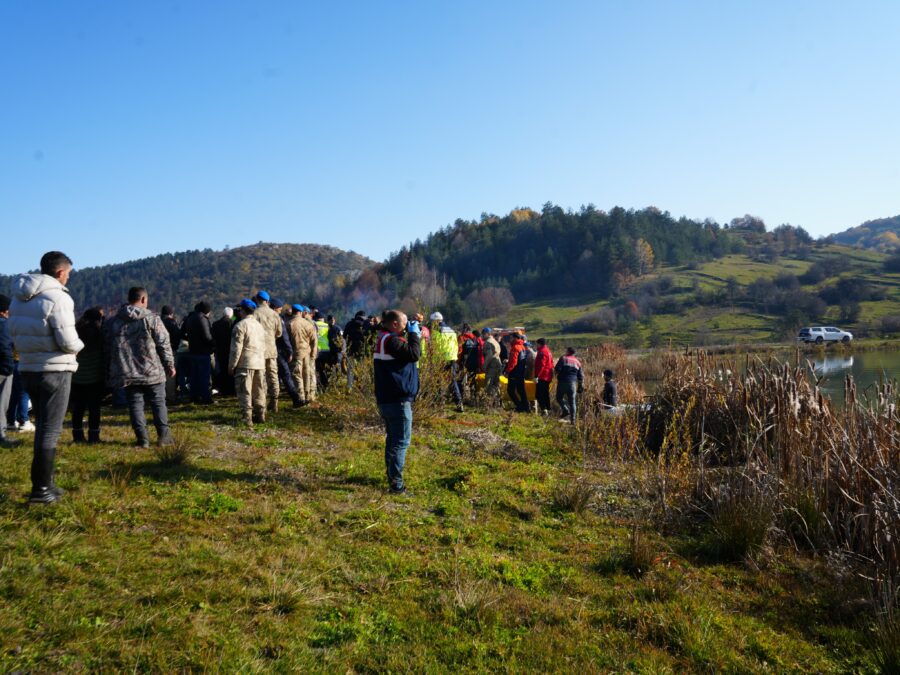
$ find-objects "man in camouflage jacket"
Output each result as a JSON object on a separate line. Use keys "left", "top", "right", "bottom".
{"left": 106, "top": 286, "right": 175, "bottom": 448}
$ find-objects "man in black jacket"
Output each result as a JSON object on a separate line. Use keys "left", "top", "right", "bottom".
{"left": 211, "top": 307, "right": 235, "bottom": 396}
{"left": 373, "top": 310, "right": 421, "bottom": 495}
{"left": 181, "top": 301, "right": 215, "bottom": 404}
{"left": 161, "top": 305, "right": 182, "bottom": 403}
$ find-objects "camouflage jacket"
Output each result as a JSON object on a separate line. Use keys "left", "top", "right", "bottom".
{"left": 253, "top": 304, "right": 283, "bottom": 360}
{"left": 105, "top": 305, "right": 174, "bottom": 388}
{"left": 288, "top": 315, "right": 318, "bottom": 358}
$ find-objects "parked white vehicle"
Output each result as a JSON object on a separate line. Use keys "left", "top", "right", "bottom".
{"left": 797, "top": 326, "right": 853, "bottom": 344}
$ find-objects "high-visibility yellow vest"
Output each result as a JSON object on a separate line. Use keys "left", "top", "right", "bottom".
{"left": 315, "top": 320, "right": 330, "bottom": 352}
{"left": 433, "top": 328, "right": 458, "bottom": 361}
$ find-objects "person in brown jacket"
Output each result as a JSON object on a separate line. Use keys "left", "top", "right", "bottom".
{"left": 481, "top": 328, "right": 502, "bottom": 403}
{"left": 229, "top": 299, "right": 267, "bottom": 426}
{"left": 288, "top": 304, "right": 318, "bottom": 405}
{"left": 252, "top": 291, "right": 283, "bottom": 412}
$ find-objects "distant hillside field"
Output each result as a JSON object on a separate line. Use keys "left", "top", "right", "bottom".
{"left": 482, "top": 245, "right": 900, "bottom": 347}
{"left": 0, "top": 244, "right": 374, "bottom": 316}
{"left": 832, "top": 215, "right": 900, "bottom": 252}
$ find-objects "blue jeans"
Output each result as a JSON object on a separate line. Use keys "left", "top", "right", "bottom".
{"left": 189, "top": 354, "right": 212, "bottom": 403}
{"left": 379, "top": 402, "right": 413, "bottom": 490}
{"left": 6, "top": 362, "right": 30, "bottom": 426}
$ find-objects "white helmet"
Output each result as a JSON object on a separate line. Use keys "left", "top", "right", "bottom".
{"left": 429, "top": 311, "right": 443, "bottom": 322}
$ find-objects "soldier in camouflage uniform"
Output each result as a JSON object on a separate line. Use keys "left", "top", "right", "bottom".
{"left": 252, "top": 291, "right": 283, "bottom": 413}
{"left": 229, "top": 299, "right": 267, "bottom": 426}
{"left": 105, "top": 286, "right": 176, "bottom": 448}
{"left": 288, "top": 304, "right": 318, "bottom": 405}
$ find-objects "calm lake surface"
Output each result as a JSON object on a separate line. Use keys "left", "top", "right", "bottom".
{"left": 804, "top": 348, "right": 899, "bottom": 407}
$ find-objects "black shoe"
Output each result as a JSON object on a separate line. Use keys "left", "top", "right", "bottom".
{"left": 88, "top": 429, "right": 101, "bottom": 443}
{"left": 28, "top": 487, "right": 62, "bottom": 505}
{"left": 388, "top": 486, "right": 410, "bottom": 496}
{"left": 136, "top": 438, "right": 150, "bottom": 449}
{"left": 72, "top": 429, "right": 86, "bottom": 444}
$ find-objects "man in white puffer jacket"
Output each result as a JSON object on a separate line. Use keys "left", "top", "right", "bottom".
{"left": 8, "top": 251, "right": 84, "bottom": 505}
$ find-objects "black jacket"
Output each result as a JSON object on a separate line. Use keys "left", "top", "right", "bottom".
{"left": 0, "top": 317, "right": 13, "bottom": 376}
{"left": 343, "top": 316, "right": 368, "bottom": 358}
{"left": 182, "top": 312, "right": 215, "bottom": 356}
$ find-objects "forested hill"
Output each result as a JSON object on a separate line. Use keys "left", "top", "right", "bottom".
{"left": 0, "top": 244, "right": 373, "bottom": 316}
{"left": 344, "top": 204, "right": 780, "bottom": 321}
{"left": 831, "top": 215, "right": 900, "bottom": 252}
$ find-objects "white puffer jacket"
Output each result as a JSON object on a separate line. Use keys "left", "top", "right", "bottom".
{"left": 8, "top": 274, "right": 84, "bottom": 373}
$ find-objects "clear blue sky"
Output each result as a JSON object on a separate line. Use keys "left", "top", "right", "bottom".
{"left": 2, "top": 1, "right": 898, "bottom": 275}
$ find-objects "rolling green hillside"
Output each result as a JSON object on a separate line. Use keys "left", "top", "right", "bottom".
{"left": 482, "top": 245, "right": 900, "bottom": 347}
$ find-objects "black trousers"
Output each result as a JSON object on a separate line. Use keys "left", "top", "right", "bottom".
{"left": 536, "top": 380, "right": 552, "bottom": 412}
{"left": 70, "top": 381, "right": 104, "bottom": 431}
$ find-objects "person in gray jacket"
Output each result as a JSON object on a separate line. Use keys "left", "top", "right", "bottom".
{"left": 8, "top": 251, "right": 84, "bottom": 504}
{"left": 105, "top": 286, "right": 176, "bottom": 448}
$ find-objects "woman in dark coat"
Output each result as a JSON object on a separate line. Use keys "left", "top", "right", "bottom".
{"left": 70, "top": 307, "right": 106, "bottom": 443}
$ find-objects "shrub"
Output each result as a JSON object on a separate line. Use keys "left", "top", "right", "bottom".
{"left": 551, "top": 480, "right": 594, "bottom": 515}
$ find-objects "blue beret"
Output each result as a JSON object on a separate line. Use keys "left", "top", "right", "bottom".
{"left": 292, "top": 304, "right": 304, "bottom": 312}
{"left": 256, "top": 290, "right": 270, "bottom": 302}
{"left": 240, "top": 298, "right": 257, "bottom": 310}
{"left": 271, "top": 297, "right": 284, "bottom": 309}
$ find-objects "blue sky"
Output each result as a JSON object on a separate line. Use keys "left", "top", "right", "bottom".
{"left": 1, "top": 1, "right": 898, "bottom": 274}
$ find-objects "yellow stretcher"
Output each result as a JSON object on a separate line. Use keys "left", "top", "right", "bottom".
{"left": 473, "top": 373, "right": 537, "bottom": 402}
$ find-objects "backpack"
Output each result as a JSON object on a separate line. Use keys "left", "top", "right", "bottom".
{"left": 462, "top": 336, "right": 481, "bottom": 372}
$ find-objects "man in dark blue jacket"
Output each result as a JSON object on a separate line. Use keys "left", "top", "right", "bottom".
{"left": 373, "top": 309, "right": 421, "bottom": 495}
{"left": 554, "top": 347, "right": 585, "bottom": 424}
{"left": 0, "top": 294, "right": 16, "bottom": 445}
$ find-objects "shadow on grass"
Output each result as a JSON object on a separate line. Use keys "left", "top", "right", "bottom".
{"left": 97, "top": 460, "right": 265, "bottom": 485}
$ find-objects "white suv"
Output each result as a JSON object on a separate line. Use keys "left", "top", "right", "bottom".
{"left": 797, "top": 326, "right": 853, "bottom": 344}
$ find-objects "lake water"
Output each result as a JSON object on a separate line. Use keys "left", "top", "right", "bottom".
{"left": 803, "top": 349, "right": 900, "bottom": 407}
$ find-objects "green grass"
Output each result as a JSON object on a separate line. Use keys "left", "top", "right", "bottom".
{"left": 0, "top": 395, "right": 880, "bottom": 672}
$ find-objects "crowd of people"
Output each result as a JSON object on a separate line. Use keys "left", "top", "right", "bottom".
{"left": 0, "top": 250, "right": 618, "bottom": 504}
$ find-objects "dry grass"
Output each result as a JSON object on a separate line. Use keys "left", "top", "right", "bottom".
{"left": 636, "top": 351, "right": 899, "bottom": 586}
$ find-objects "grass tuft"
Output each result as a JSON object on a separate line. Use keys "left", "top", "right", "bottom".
{"left": 551, "top": 479, "right": 594, "bottom": 515}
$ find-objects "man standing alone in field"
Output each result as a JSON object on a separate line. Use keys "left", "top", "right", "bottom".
{"left": 374, "top": 310, "right": 421, "bottom": 495}
{"left": 8, "top": 252, "right": 84, "bottom": 503}
{"left": 105, "top": 287, "right": 176, "bottom": 448}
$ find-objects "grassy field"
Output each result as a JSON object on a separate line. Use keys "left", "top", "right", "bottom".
{"left": 0, "top": 393, "right": 881, "bottom": 672}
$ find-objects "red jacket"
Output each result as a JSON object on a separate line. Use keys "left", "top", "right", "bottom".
{"left": 504, "top": 338, "right": 525, "bottom": 375}
{"left": 534, "top": 345, "right": 554, "bottom": 382}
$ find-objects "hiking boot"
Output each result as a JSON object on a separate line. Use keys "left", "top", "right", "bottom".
{"left": 88, "top": 429, "right": 101, "bottom": 443}
{"left": 72, "top": 428, "right": 86, "bottom": 444}
{"left": 135, "top": 438, "right": 151, "bottom": 449}
{"left": 389, "top": 486, "right": 410, "bottom": 497}
{"left": 28, "top": 487, "right": 62, "bottom": 505}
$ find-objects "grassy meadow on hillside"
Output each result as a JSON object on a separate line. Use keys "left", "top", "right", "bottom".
{"left": 1, "top": 348, "right": 895, "bottom": 672}
{"left": 484, "top": 246, "right": 900, "bottom": 347}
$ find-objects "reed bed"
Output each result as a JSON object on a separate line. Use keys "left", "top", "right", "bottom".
{"left": 589, "top": 350, "right": 900, "bottom": 603}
